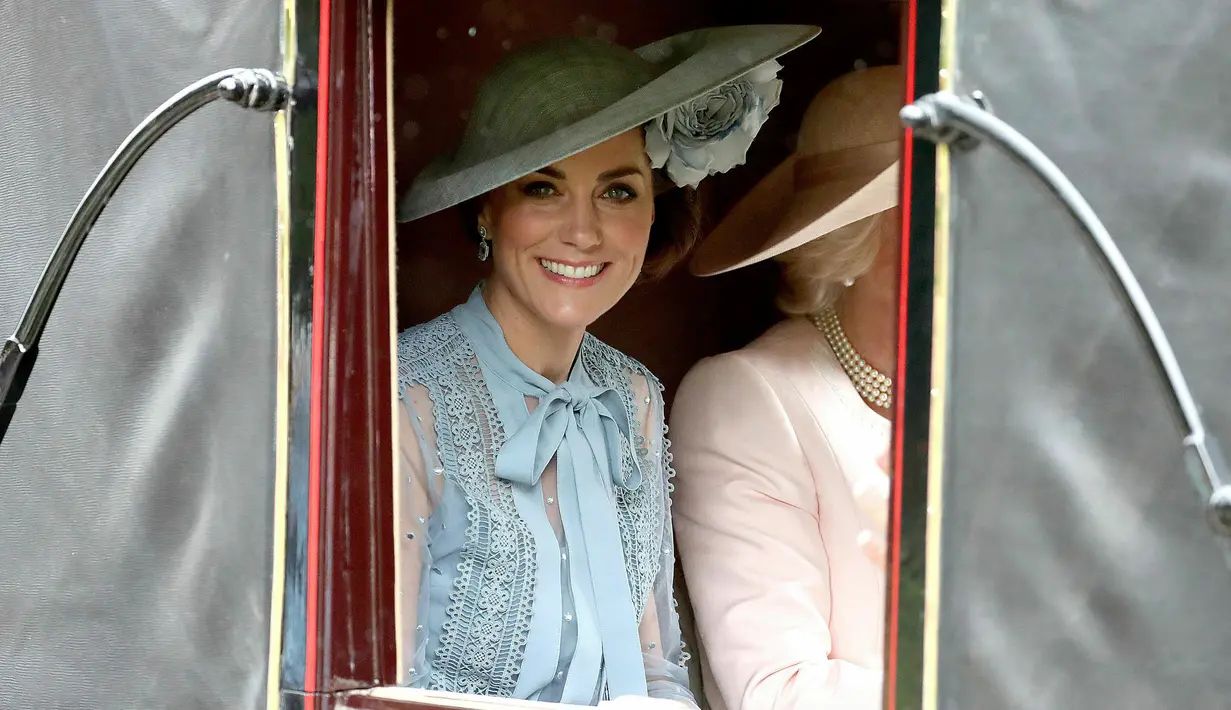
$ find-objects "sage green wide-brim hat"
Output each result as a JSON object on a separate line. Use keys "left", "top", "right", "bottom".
{"left": 397, "top": 24, "right": 820, "bottom": 223}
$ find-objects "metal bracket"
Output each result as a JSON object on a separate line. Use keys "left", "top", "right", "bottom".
{"left": 1210, "top": 486, "right": 1231, "bottom": 536}
{"left": 900, "top": 90, "right": 1231, "bottom": 540}
{"left": 0, "top": 68, "right": 290, "bottom": 449}
{"left": 217, "top": 68, "right": 292, "bottom": 112}
{"left": 900, "top": 90, "right": 992, "bottom": 151}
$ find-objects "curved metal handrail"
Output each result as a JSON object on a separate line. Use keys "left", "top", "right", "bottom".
{"left": 901, "top": 90, "right": 1231, "bottom": 538}
{"left": 0, "top": 68, "right": 291, "bottom": 447}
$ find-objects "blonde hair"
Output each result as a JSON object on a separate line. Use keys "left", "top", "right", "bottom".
{"left": 773, "top": 212, "right": 887, "bottom": 315}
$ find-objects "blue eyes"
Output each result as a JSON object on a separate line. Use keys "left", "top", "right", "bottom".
{"left": 604, "top": 185, "right": 636, "bottom": 201}
{"left": 521, "top": 181, "right": 638, "bottom": 202}
{"left": 524, "top": 181, "right": 557, "bottom": 198}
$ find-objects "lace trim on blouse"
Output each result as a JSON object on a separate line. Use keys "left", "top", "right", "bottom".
{"left": 397, "top": 314, "right": 669, "bottom": 697}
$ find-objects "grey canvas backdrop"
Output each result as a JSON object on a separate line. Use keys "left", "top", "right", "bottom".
{"left": 0, "top": 1, "right": 280, "bottom": 707}
{"left": 938, "top": 1, "right": 1231, "bottom": 708}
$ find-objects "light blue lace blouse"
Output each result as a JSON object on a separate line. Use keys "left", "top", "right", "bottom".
{"left": 396, "top": 286, "right": 695, "bottom": 706}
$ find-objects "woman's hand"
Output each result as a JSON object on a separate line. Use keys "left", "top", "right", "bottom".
{"left": 854, "top": 447, "right": 892, "bottom": 569}
{"left": 598, "top": 696, "right": 697, "bottom": 709}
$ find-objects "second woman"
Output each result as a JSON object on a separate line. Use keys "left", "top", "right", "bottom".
{"left": 670, "top": 65, "right": 905, "bottom": 710}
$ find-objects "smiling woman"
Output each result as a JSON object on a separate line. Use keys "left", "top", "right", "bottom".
{"left": 458, "top": 133, "right": 704, "bottom": 288}
{"left": 391, "top": 25, "right": 819, "bottom": 709}
{"left": 478, "top": 132, "right": 658, "bottom": 380}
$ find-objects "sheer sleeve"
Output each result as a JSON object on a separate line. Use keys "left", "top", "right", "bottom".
{"left": 396, "top": 382, "right": 446, "bottom": 686}
{"left": 632, "top": 374, "right": 700, "bottom": 708}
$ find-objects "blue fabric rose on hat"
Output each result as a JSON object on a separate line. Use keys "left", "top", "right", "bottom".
{"left": 644, "top": 60, "right": 783, "bottom": 188}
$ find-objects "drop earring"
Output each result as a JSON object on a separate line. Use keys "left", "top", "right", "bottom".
{"left": 477, "top": 225, "right": 491, "bottom": 262}
{"left": 844, "top": 277, "right": 856, "bottom": 287}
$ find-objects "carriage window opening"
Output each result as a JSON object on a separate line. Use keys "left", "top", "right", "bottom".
{"left": 388, "top": 2, "right": 909, "bottom": 708}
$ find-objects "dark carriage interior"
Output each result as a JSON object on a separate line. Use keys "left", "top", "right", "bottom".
{"left": 390, "top": 0, "right": 905, "bottom": 704}
{"left": 393, "top": 0, "right": 905, "bottom": 401}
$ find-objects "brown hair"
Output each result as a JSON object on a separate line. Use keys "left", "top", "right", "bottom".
{"left": 643, "top": 171, "right": 701, "bottom": 281}
{"left": 458, "top": 168, "right": 701, "bottom": 283}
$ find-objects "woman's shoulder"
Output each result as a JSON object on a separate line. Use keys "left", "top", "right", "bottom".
{"left": 741, "top": 316, "right": 826, "bottom": 365}
{"left": 679, "top": 317, "right": 822, "bottom": 393}
{"left": 675, "top": 317, "right": 884, "bottom": 439}
{"left": 580, "top": 332, "right": 660, "bottom": 390}
{"left": 396, "top": 311, "right": 467, "bottom": 381}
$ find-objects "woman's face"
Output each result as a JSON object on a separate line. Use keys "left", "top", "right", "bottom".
{"left": 479, "top": 130, "right": 655, "bottom": 333}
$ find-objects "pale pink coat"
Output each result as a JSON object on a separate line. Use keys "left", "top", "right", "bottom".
{"left": 670, "top": 318, "right": 890, "bottom": 710}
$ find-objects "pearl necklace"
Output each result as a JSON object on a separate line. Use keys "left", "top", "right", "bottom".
{"left": 809, "top": 308, "right": 893, "bottom": 409}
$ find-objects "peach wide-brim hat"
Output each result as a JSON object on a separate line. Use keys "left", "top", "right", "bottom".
{"left": 690, "top": 64, "right": 904, "bottom": 277}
